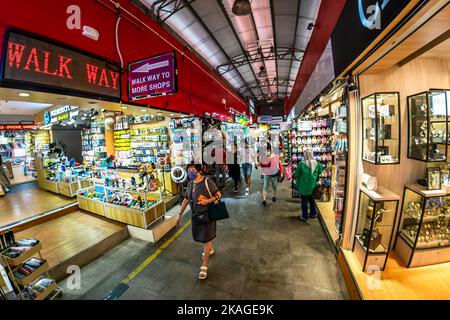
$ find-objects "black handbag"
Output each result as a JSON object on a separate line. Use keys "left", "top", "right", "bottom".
{"left": 205, "top": 178, "right": 229, "bottom": 221}
{"left": 188, "top": 181, "right": 211, "bottom": 224}
{"left": 192, "top": 211, "right": 211, "bottom": 224}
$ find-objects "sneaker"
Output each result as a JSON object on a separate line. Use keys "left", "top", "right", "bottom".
{"left": 272, "top": 197, "right": 277, "bottom": 202}
{"left": 309, "top": 215, "right": 318, "bottom": 219}
{"left": 245, "top": 187, "right": 250, "bottom": 196}
{"left": 299, "top": 217, "right": 308, "bottom": 222}
{"left": 262, "top": 200, "right": 267, "bottom": 207}
{"left": 233, "top": 188, "right": 238, "bottom": 193}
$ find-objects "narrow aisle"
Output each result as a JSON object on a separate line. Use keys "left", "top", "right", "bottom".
{"left": 111, "top": 172, "right": 349, "bottom": 300}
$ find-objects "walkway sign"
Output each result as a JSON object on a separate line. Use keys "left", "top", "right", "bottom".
{"left": 128, "top": 51, "right": 177, "bottom": 100}
{"left": 2, "top": 31, "right": 121, "bottom": 99}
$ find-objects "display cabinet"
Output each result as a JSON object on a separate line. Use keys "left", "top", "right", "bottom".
{"left": 353, "top": 186, "right": 400, "bottom": 271}
{"left": 362, "top": 92, "right": 400, "bottom": 164}
{"left": 395, "top": 184, "right": 450, "bottom": 267}
{"left": 77, "top": 183, "right": 166, "bottom": 229}
{"left": 36, "top": 157, "right": 91, "bottom": 197}
{"left": 407, "top": 90, "right": 450, "bottom": 162}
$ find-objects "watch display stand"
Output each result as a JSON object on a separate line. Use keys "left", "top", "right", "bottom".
{"left": 353, "top": 186, "right": 400, "bottom": 271}
{"left": 395, "top": 184, "right": 450, "bottom": 267}
{"left": 362, "top": 92, "right": 400, "bottom": 164}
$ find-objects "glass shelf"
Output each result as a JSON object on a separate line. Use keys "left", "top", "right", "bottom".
{"left": 362, "top": 92, "right": 400, "bottom": 164}
{"left": 408, "top": 90, "right": 450, "bottom": 162}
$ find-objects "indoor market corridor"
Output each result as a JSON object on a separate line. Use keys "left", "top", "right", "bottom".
{"left": 59, "top": 174, "right": 349, "bottom": 300}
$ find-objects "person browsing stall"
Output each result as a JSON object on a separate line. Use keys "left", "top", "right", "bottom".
{"left": 293, "top": 149, "right": 322, "bottom": 222}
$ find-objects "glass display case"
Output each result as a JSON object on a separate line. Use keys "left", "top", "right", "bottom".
{"left": 362, "top": 92, "right": 400, "bottom": 164}
{"left": 353, "top": 187, "right": 400, "bottom": 271}
{"left": 77, "top": 183, "right": 166, "bottom": 229}
{"left": 407, "top": 90, "right": 450, "bottom": 162}
{"left": 395, "top": 184, "right": 450, "bottom": 267}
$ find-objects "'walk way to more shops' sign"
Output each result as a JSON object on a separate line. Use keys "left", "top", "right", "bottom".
{"left": 1, "top": 31, "right": 121, "bottom": 99}
{"left": 128, "top": 51, "right": 177, "bottom": 100}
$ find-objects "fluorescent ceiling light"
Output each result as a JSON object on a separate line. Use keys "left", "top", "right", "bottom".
{"left": 18, "top": 92, "right": 30, "bottom": 97}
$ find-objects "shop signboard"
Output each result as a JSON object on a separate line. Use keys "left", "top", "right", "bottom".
{"left": 44, "top": 105, "right": 79, "bottom": 125}
{"left": 270, "top": 124, "right": 281, "bottom": 130}
{"left": 258, "top": 115, "right": 272, "bottom": 124}
{"left": 331, "top": 0, "right": 411, "bottom": 76}
{"left": 128, "top": 51, "right": 177, "bottom": 100}
{"left": 0, "top": 123, "right": 39, "bottom": 130}
{"left": 1, "top": 31, "right": 121, "bottom": 99}
{"left": 298, "top": 121, "right": 313, "bottom": 131}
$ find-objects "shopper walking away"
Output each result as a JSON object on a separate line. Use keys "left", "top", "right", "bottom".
{"left": 213, "top": 146, "right": 226, "bottom": 187}
{"left": 293, "top": 149, "right": 322, "bottom": 222}
{"left": 258, "top": 145, "right": 283, "bottom": 206}
{"left": 227, "top": 143, "right": 241, "bottom": 193}
{"left": 241, "top": 139, "right": 257, "bottom": 196}
{"left": 177, "top": 164, "right": 222, "bottom": 280}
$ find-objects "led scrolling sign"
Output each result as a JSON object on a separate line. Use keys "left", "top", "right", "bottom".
{"left": 1, "top": 31, "right": 121, "bottom": 99}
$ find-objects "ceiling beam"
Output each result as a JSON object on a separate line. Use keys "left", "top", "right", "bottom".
{"left": 181, "top": 0, "right": 257, "bottom": 100}
{"left": 269, "top": 0, "right": 279, "bottom": 100}
{"left": 287, "top": 0, "right": 302, "bottom": 98}
{"left": 215, "top": 0, "right": 265, "bottom": 99}
{"left": 248, "top": 5, "right": 270, "bottom": 98}
{"left": 216, "top": 47, "right": 303, "bottom": 75}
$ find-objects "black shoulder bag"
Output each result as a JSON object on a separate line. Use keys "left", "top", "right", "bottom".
{"left": 205, "top": 178, "right": 229, "bottom": 221}
{"left": 189, "top": 180, "right": 211, "bottom": 224}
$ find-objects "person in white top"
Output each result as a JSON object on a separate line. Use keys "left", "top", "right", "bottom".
{"left": 241, "top": 139, "right": 257, "bottom": 195}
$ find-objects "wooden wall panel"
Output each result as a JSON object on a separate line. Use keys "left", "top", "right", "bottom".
{"left": 352, "top": 57, "right": 450, "bottom": 251}
{"left": 359, "top": 57, "right": 450, "bottom": 198}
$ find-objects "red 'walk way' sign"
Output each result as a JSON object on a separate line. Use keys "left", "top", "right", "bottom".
{"left": 1, "top": 31, "right": 121, "bottom": 99}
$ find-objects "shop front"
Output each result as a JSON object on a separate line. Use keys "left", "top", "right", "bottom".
{"left": 332, "top": 1, "right": 450, "bottom": 300}
{"left": 0, "top": 0, "right": 252, "bottom": 300}
{"left": 284, "top": 80, "right": 349, "bottom": 249}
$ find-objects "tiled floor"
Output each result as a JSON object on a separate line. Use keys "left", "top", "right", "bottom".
{"left": 59, "top": 174, "right": 349, "bottom": 300}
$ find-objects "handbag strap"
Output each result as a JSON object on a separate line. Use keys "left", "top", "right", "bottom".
{"left": 205, "top": 177, "right": 212, "bottom": 198}
{"left": 204, "top": 177, "right": 219, "bottom": 201}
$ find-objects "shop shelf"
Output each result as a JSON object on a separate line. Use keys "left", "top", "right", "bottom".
{"left": 14, "top": 260, "right": 49, "bottom": 286}
{"left": 34, "top": 282, "right": 58, "bottom": 300}
{"left": 0, "top": 242, "right": 43, "bottom": 266}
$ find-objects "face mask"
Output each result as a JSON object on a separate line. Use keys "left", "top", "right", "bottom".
{"left": 188, "top": 172, "right": 197, "bottom": 180}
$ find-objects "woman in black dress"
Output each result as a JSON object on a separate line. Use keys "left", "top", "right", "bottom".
{"left": 177, "top": 164, "right": 222, "bottom": 280}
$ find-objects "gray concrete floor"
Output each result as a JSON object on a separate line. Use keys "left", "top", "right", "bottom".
{"left": 59, "top": 173, "right": 349, "bottom": 300}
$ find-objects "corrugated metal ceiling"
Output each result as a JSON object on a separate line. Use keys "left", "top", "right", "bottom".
{"left": 137, "top": 0, "right": 321, "bottom": 104}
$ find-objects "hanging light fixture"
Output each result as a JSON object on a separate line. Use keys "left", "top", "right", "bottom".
{"left": 347, "top": 74, "right": 359, "bottom": 93}
{"left": 258, "top": 66, "right": 267, "bottom": 78}
{"left": 232, "top": 0, "right": 252, "bottom": 16}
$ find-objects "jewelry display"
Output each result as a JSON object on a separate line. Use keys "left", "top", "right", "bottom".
{"left": 354, "top": 188, "right": 400, "bottom": 271}
{"left": 408, "top": 90, "right": 449, "bottom": 162}
{"left": 401, "top": 196, "right": 450, "bottom": 248}
{"left": 362, "top": 93, "right": 400, "bottom": 164}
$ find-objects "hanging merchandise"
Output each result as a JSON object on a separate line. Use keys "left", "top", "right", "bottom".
{"left": 290, "top": 115, "right": 333, "bottom": 202}
{"left": 331, "top": 99, "right": 349, "bottom": 238}
{"left": 82, "top": 121, "right": 107, "bottom": 164}
{"left": 169, "top": 118, "right": 201, "bottom": 166}
{"left": 130, "top": 127, "right": 170, "bottom": 166}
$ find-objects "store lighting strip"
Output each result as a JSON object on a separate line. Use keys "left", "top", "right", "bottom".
{"left": 99, "top": 0, "right": 246, "bottom": 106}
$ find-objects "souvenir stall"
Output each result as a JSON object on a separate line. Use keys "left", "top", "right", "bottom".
{"left": 290, "top": 108, "right": 333, "bottom": 203}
